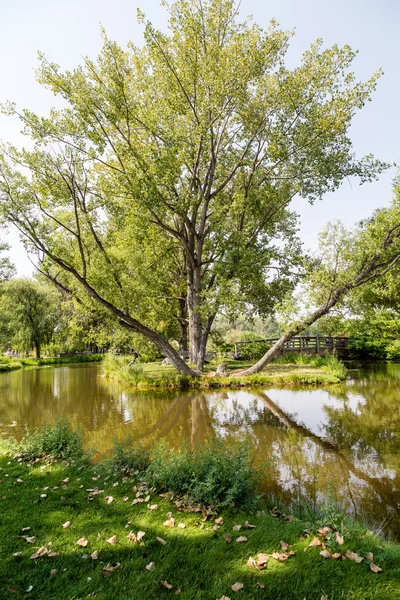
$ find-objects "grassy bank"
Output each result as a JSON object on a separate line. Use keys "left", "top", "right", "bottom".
{"left": 0, "top": 425, "right": 399, "bottom": 600}
{"left": 103, "top": 353, "right": 347, "bottom": 389}
{"left": 0, "top": 354, "right": 104, "bottom": 373}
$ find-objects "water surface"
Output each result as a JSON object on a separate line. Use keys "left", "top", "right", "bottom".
{"left": 1, "top": 362, "right": 399, "bottom": 538}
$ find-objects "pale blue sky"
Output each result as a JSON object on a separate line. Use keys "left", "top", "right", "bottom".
{"left": 1, "top": 0, "right": 399, "bottom": 274}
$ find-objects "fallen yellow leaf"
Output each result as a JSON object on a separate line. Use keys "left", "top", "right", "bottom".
{"left": 76, "top": 537, "right": 88, "bottom": 547}
{"left": 231, "top": 582, "right": 244, "bottom": 592}
{"left": 370, "top": 563, "right": 382, "bottom": 573}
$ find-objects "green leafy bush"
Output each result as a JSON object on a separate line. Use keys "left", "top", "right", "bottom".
{"left": 240, "top": 341, "right": 270, "bottom": 360}
{"left": 110, "top": 435, "right": 151, "bottom": 475}
{"left": 19, "top": 419, "right": 84, "bottom": 461}
{"left": 146, "top": 438, "right": 261, "bottom": 509}
{"left": 347, "top": 336, "right": 387, "bottom": 359}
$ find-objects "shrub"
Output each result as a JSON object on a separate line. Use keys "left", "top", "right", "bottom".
{"left": 322, "top": 355, "right": 347, "bottom": 380}
{"left": 347, "top": 336, "right": 387, "bottom": 359}
{"left": 146, "top": 437, "right": 261, "bottom": 509}
{"left": 240, "top": 341, "right": 270, "bottom": 360}
{"left": 110, "top": 435, "right": 151, "bottom": 475}
{"left": 19, "top": 419, "right": 84, "bottom": 461}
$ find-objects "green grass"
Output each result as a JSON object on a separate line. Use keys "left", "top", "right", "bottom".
{"left": 0, "top": 354, "right": 104, "bottom": 373}
{"left": 103, "top": 353, "right": 346, "bottom": 389}
{"left": 1, "top": 447, "right": 399, "bottom": 599}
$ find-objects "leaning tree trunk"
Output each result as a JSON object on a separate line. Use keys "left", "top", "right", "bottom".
{"left": 233, "top": 292, "right": 347, "bottom": 377}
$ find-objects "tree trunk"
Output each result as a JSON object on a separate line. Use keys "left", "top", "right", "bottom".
{"left": 177, "top": 297, "right": 188, "bottom": 355}
{"left": 187, "top": 263, "right": 203, "bottom": 367}
{"left": 35, "top": 341, "right": 41, "bottom": 359}
{"left": 233, "top": 295, "right": 343, "bottom": 376}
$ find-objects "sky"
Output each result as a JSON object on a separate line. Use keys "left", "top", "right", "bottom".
{"left": 0, "top": 0, "right": 399, "bottom": 275}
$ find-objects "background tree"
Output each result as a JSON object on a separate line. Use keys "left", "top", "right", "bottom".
{"left": 0, "top": 0, "right": 387, "bottom": 373}
{"left": 0, "top": 279, "right": 58, "bottom": 358}
{"left": 0, "top": 239, "right": 15, "bottom": 283}
{"left": 235, "top": 186, "right": 400, "bottom": 376}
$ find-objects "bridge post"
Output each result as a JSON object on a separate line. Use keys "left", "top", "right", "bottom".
{"left": 316, "top": 336, "right": 320, "bottom": 355}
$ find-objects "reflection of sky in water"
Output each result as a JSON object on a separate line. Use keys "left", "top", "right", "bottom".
{"left": 265, "top": 388, "right": 365, "bottom": 437}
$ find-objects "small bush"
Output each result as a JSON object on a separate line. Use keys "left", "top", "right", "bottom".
{"left": 19, "top": 419, "right": 84, "bottom": 461}
{"left": 240, "top": 342, "right": 270, "bottom": 360}
{"left": 110, "top": 435, "right": 151, "bottom": 475}
{"left": 146, "top": 438, "right": 261, "bottom": 509}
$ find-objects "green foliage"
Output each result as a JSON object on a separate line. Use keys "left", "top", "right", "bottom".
{"left": 146, "top": 438, "right": 261, "bottom": 509}
{"left": 385, "top": 339, "right": 400, "bottom": 360}
{"left": 0, "top": 278, "right": 59, "bottom": 358}
{"left": 239, "top": 341, "right": 271, "bottom": 360}
{"left": 103, "top": 353, "right": 145, "bottom": 384}
{"left": 347, "top": 336, "right": 388, "bottom": 360}
{"left": 110, "top": 435, "right": 151, "bottom": 476}
{"left": 18, "top": 419, "right": 84, "bottom": 461}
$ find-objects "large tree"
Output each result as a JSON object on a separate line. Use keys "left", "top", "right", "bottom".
{"left": 0, "top": 0, "right": 386, "bottom": 373}
{"left": 0, "top": 278, "right": 58, "bottom": 358}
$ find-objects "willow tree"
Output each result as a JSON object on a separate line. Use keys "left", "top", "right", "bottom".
{"left": 0, "top": 0, "right": 386, "bottom": 373}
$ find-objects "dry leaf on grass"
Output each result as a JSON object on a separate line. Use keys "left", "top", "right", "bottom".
{"left": 236, "top": 536, "right": 247, "bottom": 543}
{"left": 160, "top": 580, "right": 173, "bottom": 590}
{"left": 335, "top": 532, "right": 344, "bottom": 545}
{"left": 215, "top": 517, "right": 224, "bottom": 525}
{"left": 107, "top": 535, "right": 117, "bottom": 545}
{"left": 122, "top": 496, "right": 129, "bottom": 502}
{"left": 232, "top": 525, "right": 242, "bottom": 531}
{"left": 367, "top": 552, "right": 374, "bottom": 562}
{"left": 317, "top": 527, "right": 332, "bottom": 537}
{"left": 132, "top": 498, "right": 144, "bottom": 505}
{"left": 219, "top": 596, "right": 231, "bottom": 600}
{"left": 91, "top": 551, "right": 99, "bottom": 560}
{"left": 213, "top": 525, "right": 220, "bottom": 531}
{"left": 309, "top": 537, "right": 322, "bottom": 547}
{"left": 223, "top": 534, "right": 232, "bottom": 543}
{"left": 31, "top": 547, "right": 48, "bottom": 559}
{"left": 164, "top": 518, "right": 175, "bottom": 527}
{"left": 178, "top": 523, "right": 185, "bottom": 529}
{"left": 50, "top": 569, "right": 57, "bottom": 577}
{"left": 280, "top": 541, "right": 289, "bottom": 551}
{"left": 104, "top": 496, "right": 114, "bottom": 504}
{"left": 21, "top": 527, "right": 30, "bottom": 533}
{"left": 12, "top": 552, "right": 22, "bottom": 557}
{"left": 146, "top": 562, "right": 155, "bottom": 572}
{"left": 244, "top": 521, "right": 256, "bottom": 529}
{"left": 271, "top": 551, "right": 296, "bottom": 561}
{"left": 320, "top": 550, "right": 332, "bottom": 559}
{"left": 76, "top": 537, "right": 88, "bottom": 547}
{"left": 345, "top": 550, "right": 363, "bottom": 563}
{"left": 62, "top": 521, "right": 71, "bottom": 529}
{"left": 148, "top": 504, "right": 158, "bottom": 510}
{"left": 156, "top": 536, "right": 167, "bottom": 545}
{"left": 102, "top": 563, "right": 120, "bottom": 577}
{"left": 370, "top": 563, "right": 382, "bottom": 573}
{"left": 332, "top": 553, "right": 345, "bottom": 560}
{"left": 231, "top": 582, "right": 244, "bottom": 592}
{"left": 25, "top": 537, "right": 36, "bottom": 544}
{"left": 256, "top": 582, "right": 265, "bottom": 588}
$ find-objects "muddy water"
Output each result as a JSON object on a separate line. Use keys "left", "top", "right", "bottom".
{"left": 1, "top": 362, "right": 399, "bottom": 538}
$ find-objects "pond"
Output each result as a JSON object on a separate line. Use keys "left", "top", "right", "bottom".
{"left": 1, "top": 361, "right": 400, "bottom": 538}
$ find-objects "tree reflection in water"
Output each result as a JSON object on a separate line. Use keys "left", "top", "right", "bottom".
{"left": 1, "top": 362, "right": 400, "bottom": 537}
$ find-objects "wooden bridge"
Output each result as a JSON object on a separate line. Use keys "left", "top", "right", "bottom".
{"left": 234, "top": 336, "right": 351, "bottom": 357}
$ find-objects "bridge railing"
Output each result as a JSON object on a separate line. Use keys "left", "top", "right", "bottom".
{"left": 234, "top": 336, "right": 350, "bottom": 355}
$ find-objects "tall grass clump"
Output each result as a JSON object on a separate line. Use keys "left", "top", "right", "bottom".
{"left": 145, "top": 438, "right": 261, "bottom": 510}
{"left": 322, "top": 355, "right": 347, "bottom": 380}
{"left": 103, "top": 352, "right": 144, "bottom": 384}
{"left": 18, "top": 419, "right": 84, "bottom": 461}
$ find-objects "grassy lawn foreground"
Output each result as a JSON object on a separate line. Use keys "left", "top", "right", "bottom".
{"left": 1, "top": 451, "right": 400, "bottom": 600}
